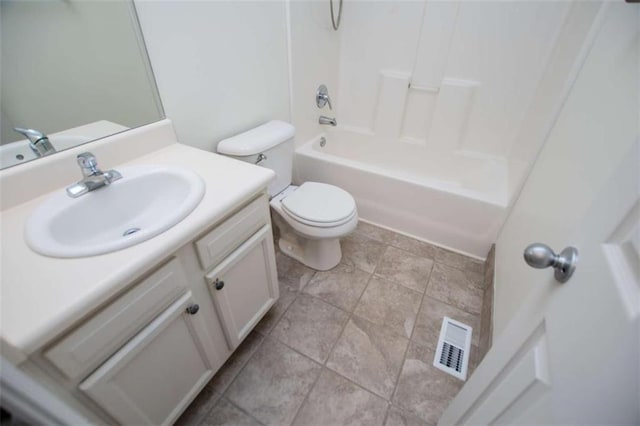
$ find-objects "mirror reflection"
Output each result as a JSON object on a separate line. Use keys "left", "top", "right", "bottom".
{"left": 0, "top": 0, "right": 164, "bottom": 170}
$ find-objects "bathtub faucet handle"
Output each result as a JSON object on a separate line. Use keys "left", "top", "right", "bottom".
{"left": 316, "top": 84, "right": 333, "bottom": 110}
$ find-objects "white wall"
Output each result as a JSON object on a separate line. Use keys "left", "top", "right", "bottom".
{"left": 135, "top": 1, "right": 291, "bottom": 153}
{"left": 0, "top": 0, "right": 162, "bottom": 144}
{"left": 289, "top": 0, "right": 340, "bottom": 149}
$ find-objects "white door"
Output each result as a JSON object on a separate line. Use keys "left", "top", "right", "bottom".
{"left": 440, "top": 3, "right": 639, "bottom": 425}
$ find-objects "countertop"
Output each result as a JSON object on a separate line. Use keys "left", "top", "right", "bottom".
{"left": 0, "top": 142, "right": 274, "bottom": 355}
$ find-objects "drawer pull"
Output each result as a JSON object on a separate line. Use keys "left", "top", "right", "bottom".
{"left": 185, "top": 304, "right": 200, "bottom": 315}
{"left": 214, "top": 279, "right": 225, "bottom": 291}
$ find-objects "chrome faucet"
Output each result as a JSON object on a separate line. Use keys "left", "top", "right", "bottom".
{"left": 66, "top": 152, "right": 122, "bottom": 198}
{"left": 13, "top": 127, "right": 56, "bottom": 157}
{"left": 316, "top": 85, "right": 333, "bottom": 110}
{"left": 319, "top": 116, "right": 337, "bottom": 126}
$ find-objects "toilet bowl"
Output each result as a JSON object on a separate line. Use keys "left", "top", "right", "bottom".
{"left": 216, "top": 120, "right": 358, "bottom": 270}
{"left": 270, "top": 182, "right": 358, "bottom": 270}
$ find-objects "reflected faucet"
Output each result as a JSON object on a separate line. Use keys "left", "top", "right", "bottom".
{"left": 13, "top": 127, "right": 56, "bottom": 157}
{"left": 319, "top": 116, "right": 337, "bottom": 126}
{"left": 66, "top": 152, "right": 122, "bottom": 198}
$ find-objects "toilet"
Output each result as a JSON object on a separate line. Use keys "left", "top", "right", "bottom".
{"left": 217, "top": 120, "right": 358, "bottom": 271}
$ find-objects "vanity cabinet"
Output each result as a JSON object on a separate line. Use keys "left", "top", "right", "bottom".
{"left": 44, "top": 258, "right": 188, "bottom": 381}
{"left": 30, "top": 194, "right": 278, "bottom": 425}
{"left": 196, "top": 194, "right": 279, "bottom": 350}
{"left": 205, "top": 225, "right": 278, "bottom": 349}
{"left": 78, "top": 292, "right": 217, "bottom": 425}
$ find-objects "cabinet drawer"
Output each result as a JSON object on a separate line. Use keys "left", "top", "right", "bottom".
{"left": 195, "top": 195, "right": 269, "bottom": 271}
{"left": 45, "top": 258, "right": 187, "bottom": 381}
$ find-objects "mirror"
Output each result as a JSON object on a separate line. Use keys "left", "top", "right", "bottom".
{"left": 0, "top": 0, "right": 164, "bottom": 170}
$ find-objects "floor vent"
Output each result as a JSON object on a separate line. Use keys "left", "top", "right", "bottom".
{"left": 433, "top": 317, "right": 472, "bottom": 381}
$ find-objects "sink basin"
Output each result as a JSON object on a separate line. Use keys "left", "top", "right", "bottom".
{"left": 25, "top": 165, "right": 205, "bottom": 257}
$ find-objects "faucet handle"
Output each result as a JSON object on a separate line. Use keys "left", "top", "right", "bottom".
{"left": 103, "top": 169, "right": 122, "bottom": 184}
{"left": 316, "top": 84, "right": 333, "bottom": 110}
{"left": 77, "top": 152, "right": 99, "bottom": 176}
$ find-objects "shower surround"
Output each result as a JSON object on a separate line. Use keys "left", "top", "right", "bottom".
{"left": 290, "top": 0, "right": 588, "bottom": 258}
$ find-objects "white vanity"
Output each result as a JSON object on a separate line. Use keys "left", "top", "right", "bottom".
{"left": 0, "top": 120, "right": 279, "bottom": 424}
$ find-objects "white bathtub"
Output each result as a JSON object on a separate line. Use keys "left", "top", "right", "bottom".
{"left": 295, "top": 130, "right": 523, "bottom": 258}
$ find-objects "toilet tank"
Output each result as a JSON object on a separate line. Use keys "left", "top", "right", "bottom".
{"left": 217, "top": 121, "right": 295, "bottom": 197}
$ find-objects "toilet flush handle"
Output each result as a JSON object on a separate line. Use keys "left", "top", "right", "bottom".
{"left": 255, "top": 153, "right": 267, "bottom": 165}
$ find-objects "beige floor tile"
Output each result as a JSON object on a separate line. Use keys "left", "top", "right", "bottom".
{"left": 293, "top": 369, "right": 388, "bottom": 426}
{"left": 271, "top": 294, "right": 349, "bottom": 363}
{"left": 327, "top": 316, "right": 408, "bottom": 399}
{"left": 354, "top": 276, "right": 422, "bottom": 338}
{"left": 389, "top": 234, "right": 438, "bottom": 260}
{"left": 375, "top": 246, "right": 434, "bottom": 293}
{"left": 356, "top": 222, "right": 438, "bottom": 261}
{"left": 385, "top": 406, "right": 430, "bottom": 426}
{"left": 304, "top": 259, "right": 371, "bottom": 312}
{"left": 425, "top": 263, "right": 484, "bottom": 315}
{"left": 188, "top": 223, "right": 487, "bottom": 426}
{"left": 254, "top": 254, "right": 314, "bottom": 335}
{"left": 253, "top": 283, "right": 297, "bottom": 335}
{"left": 468, "top": 344, "right": 482, "bottom": 377}
{"left": 434, "top": 248, "right": 484, "bottom": 277}
{"left": 342, "top": 232, "right": 387, "bottom": 273}
{"left": 225, "top": 338, "right": 321, "bottom": 425}
{"left": 209, "top": 331, "right": 264, "bottom": 394}
{"left": 200, "top": 398, "right": 261, "bottom": 426}
{"left": 412, "top": 297, "right": 480, "bottom": 350}
{"left": 354, "top": 221, "right": 397, "bottom": 243}
{"left": 175, "top": 384, "right": 221, "bottom": 426}
{"left": 479, "top": 283, "right": 494, "bottom": 358}
{"left": 276, "top": 251, "right": 316, "bottom": 292}
{"left": 482, "top": 244, "right": 496, "bottom": 290}
{"left": 392, "top": 342, "right": 463, "bottom": 425}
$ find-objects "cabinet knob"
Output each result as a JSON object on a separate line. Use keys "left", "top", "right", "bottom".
{"left": 214, "top": 279, "right": 225, "bottom": 290}
{"left": 185, "top": 304, "right": 200, "bottom": 315}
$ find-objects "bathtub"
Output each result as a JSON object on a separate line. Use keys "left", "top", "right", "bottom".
{"left": 295, "top": 130, "right": 522, "bottom": 258}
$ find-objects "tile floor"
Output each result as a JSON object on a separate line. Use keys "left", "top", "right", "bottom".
{"left": 177, "top": 222, "right": 487, "bottom": 426}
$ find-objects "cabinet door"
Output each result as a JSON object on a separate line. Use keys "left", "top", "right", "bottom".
{"left": 205, "top": 225, "right": 279, "bottom": 349}
{"left": 79, "top": 292, "right": 219, "bottom": 425}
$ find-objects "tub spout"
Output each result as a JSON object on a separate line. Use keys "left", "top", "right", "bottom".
{"left": 319, "top": 116, "right": 337, "bottom": 126}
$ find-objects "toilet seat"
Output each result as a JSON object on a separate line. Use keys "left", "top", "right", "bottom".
{"left": 281, "top": 182, "right": 356, "bottom": 228}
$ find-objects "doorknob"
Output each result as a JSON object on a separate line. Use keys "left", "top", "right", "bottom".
{"left": 523, "top": 243, "right": 579, "bottom": 283}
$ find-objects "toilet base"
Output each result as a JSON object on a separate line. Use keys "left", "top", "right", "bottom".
{"left": 278, "top": 236, "right": 342, "bottom": 271}
{"left": 271, "top": 211, "right": 344, "bottom": 271}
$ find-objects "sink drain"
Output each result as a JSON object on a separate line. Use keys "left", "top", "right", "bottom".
{"left": 123, "top": 227, "right": 141, "bottom": 236}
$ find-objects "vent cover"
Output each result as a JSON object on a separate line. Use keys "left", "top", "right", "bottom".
{"left": 433, "top": 316, "right": 472, "bottom": 380}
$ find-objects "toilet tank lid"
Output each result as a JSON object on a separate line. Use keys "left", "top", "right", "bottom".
{"left": 217, "top": 120, "right": 295, "bottom": 156}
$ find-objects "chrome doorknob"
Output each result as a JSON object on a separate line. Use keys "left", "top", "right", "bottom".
{"left": 523, "top": 243, "right": 579, "bottom": 283}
